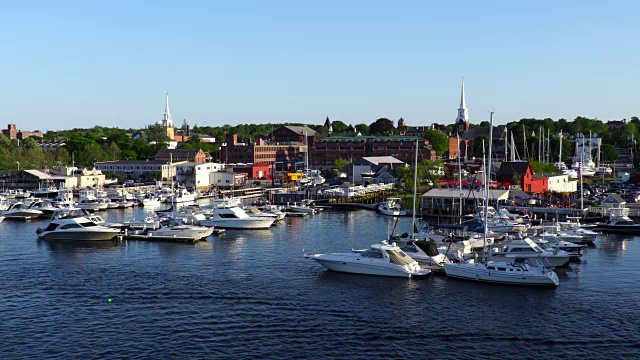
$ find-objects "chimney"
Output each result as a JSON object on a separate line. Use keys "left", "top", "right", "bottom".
{"left": 187, "top": 125, "right": 190, "bottom": 137}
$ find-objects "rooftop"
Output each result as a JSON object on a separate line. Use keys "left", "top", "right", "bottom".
{"left": 422, "top": 187, "right": 510, "bottom": 201}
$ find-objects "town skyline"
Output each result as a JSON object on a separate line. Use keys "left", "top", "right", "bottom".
{"left": 2, "top": 1, "right": 638, "bottom": 131}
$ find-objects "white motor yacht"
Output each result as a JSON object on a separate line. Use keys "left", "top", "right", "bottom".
{"left": 245, "top": 208, "right": 281, "bottom": 223}
{"left": 200, "top": 205, "right": 275, "bottom": 229}
{"left": 77, "top": 193, "right": 108, "bottom": 211}
{"left": 98, "top": 197, "right": 119, "bottom": 209}
{"left": 490, "top": 238, "right": 571, "bottom": 268}
{"left": 2, "top": 202, "right": 43, "bottom": 220}
{"left": 532, "top": 239, "right": 586, "bottom": 261}
{"left": 256, "top": 205, "right": 287, "bottom": 220}
{"left": 377, "top": 198, "right": 406, "bottom": 216}
{"left": 166, "top": 188, "right": 197, "bottom": 203}
{"left": 148, "top": 222, "right": 214, "bottom": 240}
{"left": 596, "top": 207, "right": 640, "bottom": 235}
{"left": 36, "top": 208, "right": 121, "bottom": 241}
{"left": 53, "top": 190, "right": 75, "bottom": 207}
{"left": 444, "top": 258, "right": 559, "bottom": 286}
{"left": 398, "top": 239, "right": 451, "bottom": 268}
{"left": 142, "top": 196, "right": 163, "bottom": 207}
{"left": 28, "top": 199, "right": 57, "bottom": 216}
{"left": 307, "top": 242, "right": 431, "bottom": 278}
{"left": 285, "top": 202, "right": 316, "bottom": 214}
{"left": 123, "top": 216, "right": 162, "bottom": 230}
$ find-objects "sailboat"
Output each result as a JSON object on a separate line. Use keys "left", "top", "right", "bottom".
{"left": 444, "top": 112, "right": 560, "bottom": 287}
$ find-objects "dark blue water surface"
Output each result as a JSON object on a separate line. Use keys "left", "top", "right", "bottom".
{"left": 1, "top": 203, "right": 639, "bottom": 359}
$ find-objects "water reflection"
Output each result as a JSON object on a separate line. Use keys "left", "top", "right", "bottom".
{"left": 38, "top": 239, "right": 121, "bottom": 259}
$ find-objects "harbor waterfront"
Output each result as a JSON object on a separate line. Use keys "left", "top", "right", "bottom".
{"left": 1, "top": 201, "right": 640, "bottom": 359}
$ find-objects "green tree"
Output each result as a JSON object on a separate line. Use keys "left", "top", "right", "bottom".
{"left": 355, "top": 124, "right": 370, "bottom": 136}
{"left": 333, "top": 157, "right": 349, "bottom": 175}
{"left": 331, "top": 120, "right": 349, "bottom": 133}
{"left": 601, "top": 144, "right": 619, "bottom": 162}
{"left": 369, "top": 118, "right": 395, "bottom": 135}
{"left": 424, "top": 129, "right": 449, "bottom": 156}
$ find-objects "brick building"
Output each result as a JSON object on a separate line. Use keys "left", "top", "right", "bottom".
{"left": 155, "top": 148, "right": 208, "bottom": 163}
{"left": 311, "top": 136, "right": 435, "bottom": 169}
{"left": 221, "top": 134, "right": 307, "bottom": 167}
{"left": 2, "top": 124, "right": 43, "bottom": 140}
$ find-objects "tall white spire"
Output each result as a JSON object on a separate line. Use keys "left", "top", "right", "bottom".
{"left": 456, "top": 78, "right": 469, "bottom": 124}
{"left": 162, "top": 92, "right": 173, "bottom": 127}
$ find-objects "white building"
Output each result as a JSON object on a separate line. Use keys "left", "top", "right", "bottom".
{"left": 175, "top": 162, "right": 226, "bottom": 189}
{"left": 545, "top": 174, "right": 578, "bottom": 193}
{"left": 210, "top": 171, "right": 247, "bottom": 188}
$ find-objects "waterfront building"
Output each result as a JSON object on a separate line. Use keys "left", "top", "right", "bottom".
{"left": 174, "top": 162, "right": 226, "bottom": 190}
{"left": 221, "top": 134, "right": 308, "bottom": 167}
{"left": 344, "top": 156, "right": 405, "bottom": 185}
{"left": 155, "top": 148, "right": 208, "bottom": 163}
{"left": 210, "top": 170, "right": 247, "bottom": 188}
{"left": 311, "top": 136, "right": 435, "bottom": 169}
{"left": 95, "top": 160, "right": 185, "bottom": 181}
{"left": 421, "top": 187, "right": 510, "bottom": 217}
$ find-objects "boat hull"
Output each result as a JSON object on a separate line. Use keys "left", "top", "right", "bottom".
{"left": 312, "top": 258, "right": 429, "bottom": 278}
{"left": 199, "top": 218, "right": 275, "bottom": 229}
{"left": 37, "top": 230, "right": 120, "bottom": 241}
{"left": 596, "top": 224, "right": 640, "bottom": 235}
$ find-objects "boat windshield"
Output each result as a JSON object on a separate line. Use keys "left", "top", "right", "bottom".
{"left": 80, "top": 222, "right": 99, "bottom": 227}
{"left": 386, "top": 249, "right": 415, "bottom": 265}
{"left": 361, "top": 248, "right": 383, "bottom": 258}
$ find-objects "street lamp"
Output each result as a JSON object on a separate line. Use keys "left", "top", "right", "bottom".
{"left": 15, "top": 161, "right": 19, "bottom": 170}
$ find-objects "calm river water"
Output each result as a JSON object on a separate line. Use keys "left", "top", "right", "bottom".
{"left": 1, "top": 202, "right": 639, "bottom": 359}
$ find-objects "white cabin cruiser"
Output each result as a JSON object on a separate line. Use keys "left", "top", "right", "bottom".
{"left": 490, "top": 238, "right": 570, "bottom": 268}
{"left": 142, "top": 195, "right": 163, "bottom": 207}
{"left": 444, "top": 258, "right": 559, "bottom": 287}
{"left": 2, "top": 202, "right": 43, "bottom": 220}
{"left": 147, "top": 222, "right": 214, "bottom": 240}
{"left": 200, "top": 205, "right": 275, "bottom": 229}
{"left": 166, "top": 188, "right": 197, "bottom": 203}
{"left": 28, "top": 199, "right": 57, "bottom": 216}
{"left": 36, "top": 208, "right": 121, "bottom": 241}
{"left": 308, "top": 242, "right": 431, "bottom": 278}
{"left": 398, "top": 239, "right": 451, "bottom": 268}
{"left": 77, "top": 194, "right": 108, "bottom": 211}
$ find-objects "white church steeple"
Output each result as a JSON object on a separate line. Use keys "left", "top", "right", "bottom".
{"left": 455, "top": 79, "right": 470, "bottom": 135}
{"left": 163, "top": 92, "right": 173, "bottom": 128}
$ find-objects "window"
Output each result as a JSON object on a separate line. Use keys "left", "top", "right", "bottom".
{"left": 497, "top": 267, "right": 507, "bottom": 271}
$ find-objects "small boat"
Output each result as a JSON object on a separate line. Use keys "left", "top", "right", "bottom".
{"left": 36, "top": 208, "right": 121, "bottom": 241}
{"left": 2, "top": 202, "right": 43, "bottom": 220}
{"left": 307, "top": 241, "right": 431, "bottom": 278}
{"left": 377, "top": 198, "right": 406, "bottom": 216}
{"left": 77, "top": 191, "right": 109, "bottom": 211}
{"left": 98, "top": 197, "right": 119, "bottom": 209}
{"left": 165, "top": 188, "right": 197, "bottom": 203}
{"left": 285, "top": 201, "right": 316, "bottom": 214}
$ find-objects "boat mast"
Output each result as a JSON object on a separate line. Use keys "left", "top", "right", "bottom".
{"left": 457, "top": 133, "right": 463, "bottom": 222}
{"left": 522, "top": 124, "right": 528, "bottom": 159}
{"left": 483, "top": 111, "right": 494, "bottom": 262}
{"left": 538, "top": 126, "right": 542, "bottom": 162}
{"left": 504, "top": 129, "right": 508, "bottom": 162}
{"left": 411, "top": 140, "right": 419, "bottom": 239}
{"left": 580, "top": 135, "right": 584, "bottom": 212}
{"left": 558, "top": 130, "right": 563, "bottom": 165}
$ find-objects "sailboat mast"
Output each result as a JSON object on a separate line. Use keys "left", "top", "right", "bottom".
{"left": 504, "top": 129, "right": 508, "bottom": 162}
{"left": 547, "top": 128, "right": 550, "bottom": 163}
{"left": 558, "top": 130, "right": 563, "bottom": 166}
{"left": 483, "top": 111, "right": 495, "bottom": 261}
{"left": 522, "top": 124, "right": 528, "bottom": 159}
{"left": 457, "top": 133, "right": 463, "bottom": 222}
{"left": 411, "top": 140, "right": 419, "bottom": 239}
{"left": 580, "top": 134, "right": 584, "bottom": 211}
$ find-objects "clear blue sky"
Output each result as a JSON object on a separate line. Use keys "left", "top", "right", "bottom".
{"left": 1, "top": 0, "right": 638, "bottom": 131}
